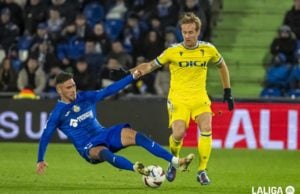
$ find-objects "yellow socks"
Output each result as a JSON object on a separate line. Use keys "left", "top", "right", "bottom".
{"left": 198, "top": 132, "right": 212, "bottom": 171}
{"left": 169, "top": 135, "right": 183, "bottom": 157}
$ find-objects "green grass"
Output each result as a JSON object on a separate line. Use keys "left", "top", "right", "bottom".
{"left": 0, "top": 143, "right": 299, "bottom": 194}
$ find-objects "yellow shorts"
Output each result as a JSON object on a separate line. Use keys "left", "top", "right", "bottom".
{"left": 167, "top": 96, "right": 212, "bottom": 127}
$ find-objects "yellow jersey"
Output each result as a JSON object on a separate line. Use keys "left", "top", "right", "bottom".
{"left": 155, "top": 41, "right": 223, "bottom": 100}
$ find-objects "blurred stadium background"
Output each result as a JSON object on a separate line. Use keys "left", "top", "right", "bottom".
{"left": 0, "top": 0, "right": 299, "bottom": 193}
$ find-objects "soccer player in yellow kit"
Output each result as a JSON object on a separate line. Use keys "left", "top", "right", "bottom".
{"left": 133, "top": 12, "right": 234, "bottom": 185}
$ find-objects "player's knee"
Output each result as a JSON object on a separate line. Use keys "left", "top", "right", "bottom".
{"left": 200, "top": 124, "right": 212, "bottom": 133}
{"left": 172, "top": 129, "right": 185, "bottom": 141}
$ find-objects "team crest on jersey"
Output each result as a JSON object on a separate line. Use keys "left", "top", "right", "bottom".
{"left": 200, "top": 49, "right": 205, "bottom": 56}
{"left": 179, "top": 51, "right": 183, "bottom": 56}
{"left": 72, "top": 105, "right": 80, "bottom": 112}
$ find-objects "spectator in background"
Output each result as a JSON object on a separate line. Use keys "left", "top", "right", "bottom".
{"left": 17, "top": 53, "right": 46, "bottom": 94}
{"left": 140, "top": 30, "right": 164, "bottom": 61}
{"left": 154, "top": 65, "right": 170, "bottom": 97}
{"left": 46, "top": 6, "right": 65, "bottom": 42}
{"left": 287, "top": 51, "right": 300, "bottom": 98}
{"left": 164, "top": 26, "right": 178, "bottom": 48}
{"left": 127, "top": 0, "right": 156, "bottom": 21}
{"left": 7, "top": 45, "right": 22, "bottom": 72}
{"left": 0, "top": 8, "right": 20, "bottom": 53}
{"left": 283, "top": 0, "right": 300, "bottom": 39}
{"left": 0, "top": 46, "right": 5, "bottom": 63}
{"left": 2, "top": 0, "right": 23, "bottom": 33}
{"left": 45, "top": 64, "right": 61, "bottom": 95}
{"left": 74, "top": 13, "right": 90, "bottom": 39}
{"left": 51, "top": 0, "right": 79, "bottom": 25}
{"left": 180, "top": 0, "right": 209, "bottom": 41}
{"left": 107, "top": 41, "right": 133, "bottom": 69}
{"left": 101, "top": 56, "right": 123, "bottom": 87}
{"left": 105, "top": 0, "right": 128, "bottom": 20}
{"left": 270, "top": 25, "right": 297, "bottom": 63}
{"left": 84, "top": 39, "right": 103, "bottom": 76}
{"left": 134, "top": 56, "right": 156, "bottom": 95}
{"left": 57, "top": 23, "right": 85, "bottom": 73}
{"left": 210, "top": 0, "right": 223, "bottom": 27}
{"left": 31, "top": 41, "right": 58, "bottom": 74}
{"left": 88, "top": 22, "right": 111, "bottom": 56}
{"left": 148, "top": 15, "right": 164, "bottom": 37}
{"left": 122, "top": 13, "right": 147, "bottom": 56}
{"left": 152, "top": 0, "right": 179, "bottom": 27}
{"left": 31, "top": 23, "right": 53, "bottom": 52}
{"left": 260, "top": 54, "right": 291, "bottom": 98}
{"left": 0, "top": 57, "right": 18, "bottom": 92}
{"left": 23, "top": 0, "right": 47, "bottom": 34}
{"left": 73, "top": 58, "right": 97, "bottom": 90}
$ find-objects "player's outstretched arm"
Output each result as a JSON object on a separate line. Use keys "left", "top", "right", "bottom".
{"left": 131, "top": 61, "right": 159, "bottom": 76}
{"left": 95, "top": 70, "right": 142, "bottom": 100}
{"left": 36, "top": 161, "right": 48, "bottom": 175}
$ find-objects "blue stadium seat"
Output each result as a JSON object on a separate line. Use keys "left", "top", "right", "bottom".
{"left": 260, "top": 87, "right": 282, "bottom": 97}
{"left": 104, "top": 19, "right": 124, "bottom": 41}
{"left": 265, "top": 64, "right": 291, "bottom": 87}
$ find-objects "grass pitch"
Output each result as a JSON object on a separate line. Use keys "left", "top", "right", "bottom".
{"left": 0, "top": 143, "right": 299, "bottom": 194}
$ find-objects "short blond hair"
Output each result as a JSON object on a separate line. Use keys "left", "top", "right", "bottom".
{"left": 179, "top": 12, "right": 202, "bottom": 32}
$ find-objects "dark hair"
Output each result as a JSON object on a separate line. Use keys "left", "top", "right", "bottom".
{"left": 55, "top": 72, "right": 73, "bottom": 85}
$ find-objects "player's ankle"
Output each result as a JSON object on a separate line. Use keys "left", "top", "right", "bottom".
{"left": 171, "top": 157, "right": 180, "bottom": 168}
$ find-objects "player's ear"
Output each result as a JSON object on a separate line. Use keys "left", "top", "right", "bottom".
{"left": 56, "top": 85, "right": 62, "bottom": 95}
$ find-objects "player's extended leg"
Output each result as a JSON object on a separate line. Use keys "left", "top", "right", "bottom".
{"left": 120, "top": 128, "right": 194, "bottom": 171}
{"left": 166, "top": 120, "right": 186, "bottom": 182}
{"left": 195, "top": 112, "right": 212, "bottom": 185}
{"left": 88, "top": 146, "right": 148, "bottom": 174}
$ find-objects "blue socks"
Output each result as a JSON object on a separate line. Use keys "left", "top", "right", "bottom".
{"left": 98, "top": 133, "right": 174, "bottom": 172}
{"left": 135, "top": 132, "right": 173, "bottom": 162}
{"left": 98, "top": 149, "right": 134, "bottom": 171}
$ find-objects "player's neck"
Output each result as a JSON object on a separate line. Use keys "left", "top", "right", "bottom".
{"left": 182, "top": 41, "right": 199, "bottom": 49}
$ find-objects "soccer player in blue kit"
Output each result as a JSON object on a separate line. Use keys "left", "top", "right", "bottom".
{"left": 36, "top": 71, "right": 194, "bottom": 177}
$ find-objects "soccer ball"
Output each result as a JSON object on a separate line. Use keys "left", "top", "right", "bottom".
{"left": 142, "top": 165, "right": 166, "bottom": 188}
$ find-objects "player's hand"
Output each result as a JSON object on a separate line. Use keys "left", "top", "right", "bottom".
{"left": 223, "top": 88, "right": 234, "bottom": 111}
{"left": 109, "top": 67, "right": 129, "bottom": 80}
{"left": 36, "top": 161, "right": 48, "bottom": 175}
{"left": 132, "top": 70, "right": 142, "bottom": 79}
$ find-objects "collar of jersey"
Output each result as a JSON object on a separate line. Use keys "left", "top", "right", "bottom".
{"left": 181, "top": 41, "right": 199, "bottom": 50}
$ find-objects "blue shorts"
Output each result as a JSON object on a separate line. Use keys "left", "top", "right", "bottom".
{"left": 81, "top": 123, "right": 130, "bottom": 164}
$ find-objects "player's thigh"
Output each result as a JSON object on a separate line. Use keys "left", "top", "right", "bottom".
{"left": 120, "top": 127, "right": 137, "bottom": 146}
{"left": 167, "top": 99, "right": 190, "bottom": 128}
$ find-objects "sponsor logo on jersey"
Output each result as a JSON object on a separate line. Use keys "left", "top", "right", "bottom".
{"left": 178, "top": 61, "right": 207, "bottom": 67}
{"left": 69, "top": 110, "right": 94, "bottom": 127}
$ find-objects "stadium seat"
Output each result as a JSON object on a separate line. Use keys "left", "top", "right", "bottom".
{"left": 265, "top": 64, "right": 291, "bottom": 88}
{"left": 260, "top": 87, "right": 282, "bottom": 97}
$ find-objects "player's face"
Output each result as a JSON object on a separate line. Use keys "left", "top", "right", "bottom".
{"left": 57, "top": 79, "right": 77, "bottom": 103}
{"left": 181, "top": 23, "right": 200, "bottom": 48}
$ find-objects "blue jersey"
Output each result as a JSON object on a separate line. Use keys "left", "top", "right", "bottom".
{"left": 37, "top": 75, "right": 134, "bottom": 162}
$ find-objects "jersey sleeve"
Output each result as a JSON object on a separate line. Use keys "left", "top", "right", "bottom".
{"left": 86, "top": 74, "right": 134, "bottom": 102}
{"left": 209, "top": 44, "right": 223, "bottom": 66}
{"left": 37, "top": 109, "right": 59, "bottom": 162}
{"left": 154, "top": 48, "right": 172, "bottom": 66}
